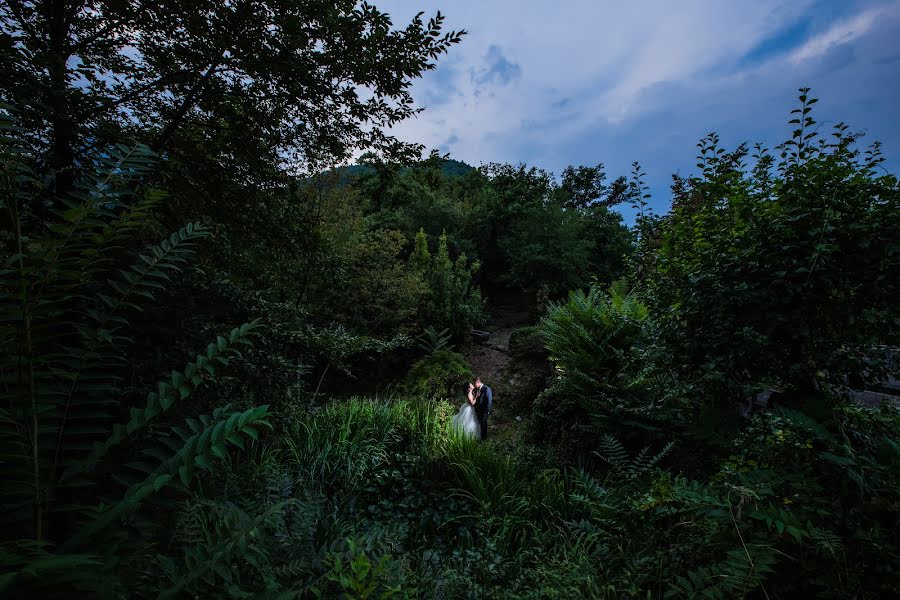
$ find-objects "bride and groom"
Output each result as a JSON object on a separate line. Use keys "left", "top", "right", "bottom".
{"left": 452, "top": 377, "right": 493, "bottom": 440}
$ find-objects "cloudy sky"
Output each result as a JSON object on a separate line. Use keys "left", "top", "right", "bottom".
{"left": 377, "top": 0, "right": 900, "bottom": 221}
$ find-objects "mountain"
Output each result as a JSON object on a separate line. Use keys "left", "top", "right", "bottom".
{"left": 327, "top": 158, "right": 476, "bottom": 184}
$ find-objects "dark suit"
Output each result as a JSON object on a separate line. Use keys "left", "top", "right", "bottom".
{"left": 474, "top": 384, "right": 492, "bottom": 439}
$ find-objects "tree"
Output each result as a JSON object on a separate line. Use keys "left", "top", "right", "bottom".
{"left": 411, "top": 230, "right": 483, "bottom": 340}
{"left": 340, "top": 229, "right": 429, "bottom": 337}
{"left": 498, "top": 197, "right": 593, "bottom": 295}
{"left": 0, "top": 1, "right": 468, "bottom": 403}
{"left": 411, "top": 228, "right": 432, "bottom": 272}
{"left": 559, "top": 163, "right": 628, "bottom": 210}
{"left": 0, "top": 1, "right": 465, "bottom": 197}
{"left": 476, "top": 163, "right": 631, "bottom": 296}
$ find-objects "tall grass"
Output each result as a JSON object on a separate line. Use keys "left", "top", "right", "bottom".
{"left": 264, "top": 397, "right": 614, "bottom": 594}
{"left": 282, "top": 397, "right": 454, "bottom": 491}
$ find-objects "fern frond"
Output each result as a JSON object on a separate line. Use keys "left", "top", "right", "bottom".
{"left": 37, "top": 221, "right": 211, "bottom": 483}
{"left": 159, "top": 498, "right": 294, "bottom": 598}
{"left": 61, "top": 320, "right": 261, "bottom": 483}
{"left": 666, "top": 545, "right": 777, "bottom": 599}
{"left": 595, "top": 434, "right": 628, "bottom": 472}
{"left": 0, "top": 540, "right": 105, "bottom": 596}
{"left": 570, "top": 468, "right": 607, "bottom": 501}
{"left": 62, "top": 405, "right": 271, "bottom": 552}
{"left": 628, "top": 441, "right": 675, "bottom": 480}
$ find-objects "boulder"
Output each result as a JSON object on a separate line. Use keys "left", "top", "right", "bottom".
{"left": 470, "top": 329, "right": 490, "bottom": 343}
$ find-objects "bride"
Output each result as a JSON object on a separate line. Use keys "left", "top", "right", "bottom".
{"left": 451, "top": 382, "right": 481, "bottom": 439}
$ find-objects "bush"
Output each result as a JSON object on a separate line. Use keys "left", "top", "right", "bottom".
{"left": 404, "top": 350, "right": 473, "bottom": 399}
{"left": 540, "top": 282, "right": 648, "bottom": 395}
{"left": 640, "top": 90, "right": 900, "bottom": 403}
{"left": 528, "top": 379, "right": 590, "bottom": 451}
{"left": 508, "top": 325, "right": 546, "bottom": 359}
{"left": 411, "top": 229, "right": 484, "bottom": 340}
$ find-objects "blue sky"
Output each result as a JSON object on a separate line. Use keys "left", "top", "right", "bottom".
{"left": 377, "top": 0, "right": 900, "bottom": 221}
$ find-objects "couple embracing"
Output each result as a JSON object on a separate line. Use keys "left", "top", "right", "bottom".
{"left": 451, "top": 377, "right": 493, "bottom": 440}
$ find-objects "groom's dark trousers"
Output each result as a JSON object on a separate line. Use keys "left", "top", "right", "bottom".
{"left": 475, "top": 385, "right": 492, "bottom": 439}
{"left": 477, "top": 409, "right": 489, "bottom": 440}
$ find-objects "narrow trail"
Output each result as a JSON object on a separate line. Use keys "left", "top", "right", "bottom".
{"left": 463, "top": 300, "right": 535, "bottom": 444}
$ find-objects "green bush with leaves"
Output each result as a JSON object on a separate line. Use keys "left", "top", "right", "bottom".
{"left": 541, "top": 282, "right": 648, "bottom": 394}
{"left": 508, "top": 325, "right": 546, "bottom": 359}
{"left": 404, "top": 350, "right": 473, "bottom": 399}
{"left": 536, "top": 282, "right": 656, "bottom": 446}
{"left": 411, "top": 228, "right": 484, "bottom": 340}
{"left": 640, "top": 402, "right": 900, "bottom": 599}
{"left": 338, "top": 228, "right": 431, "bottom": 337}
{"left": 641, "top": 89, "right": 900, "bottom": 403}
{"left": 314, "top": 537, "right": 414, "bottom": 599}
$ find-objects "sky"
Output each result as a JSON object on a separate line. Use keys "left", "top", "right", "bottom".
{"left": 376, "top": 0, "right": 900, "bottom": 221}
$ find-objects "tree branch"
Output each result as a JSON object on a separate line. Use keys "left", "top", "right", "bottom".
{"left": 152, "top": 54, "right": 226, "bottom": 151}
{"left": 86, "top": 70, "right": 194, "bottom": 117}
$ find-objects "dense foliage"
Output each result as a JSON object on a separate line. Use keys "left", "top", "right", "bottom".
{"left": 1, "top": 1, "right": 898, "bottom": 597}
{"left": 0, "top": 132, "right": 270, "bottom": 594}
{"left": 642, "top": 98, "right": 899, "bottom": 405}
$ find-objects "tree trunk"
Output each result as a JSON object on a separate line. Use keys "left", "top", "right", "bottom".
{"left": 46, "top": 0, "right": 76, "bottom": 199}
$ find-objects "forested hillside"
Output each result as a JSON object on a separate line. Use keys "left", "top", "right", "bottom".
{"left": 1, "top": 2, "right": 898, "bottom": 598}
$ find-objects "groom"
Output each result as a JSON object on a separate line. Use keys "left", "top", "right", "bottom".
{"left": 474, "top": 377, "right": 493, "bottom": 440}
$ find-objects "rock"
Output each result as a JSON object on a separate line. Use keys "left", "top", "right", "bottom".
{"left": 515, "top": 415, "right": 523, "bottom": 422}
{"left": 852, "top": 390, "right": 900, "bottom": 408}
{"left": 738, "top": 388, "right": 777, "bottom": 417}
{"left": 471, "top": 329, "right": 490, "bottom": 343}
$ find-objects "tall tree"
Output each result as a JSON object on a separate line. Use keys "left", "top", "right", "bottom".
{"left": 0, "top": 0, "right": 465, "bottom": 197}
{"left": 559, "top": 163, "right": 628, "bottom": 210}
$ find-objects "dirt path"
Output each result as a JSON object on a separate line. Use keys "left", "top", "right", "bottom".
{"left": 463, "top": 301, "right": 537, "bottom": 443}
{"left": 464, "top": 301, "right": 528, "bottom": 399}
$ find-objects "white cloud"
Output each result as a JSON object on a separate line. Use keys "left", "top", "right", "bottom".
{"left": 789, "top": 3, "right": 894, "bottom": 64}
{"left": 383, "top": 1, "right": 823, "bottom": 159}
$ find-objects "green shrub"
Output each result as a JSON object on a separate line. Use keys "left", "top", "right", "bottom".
{"left": 640, "top": 89, "right": 900, "bottom": 402}
{"left": 314, "top": 538, "right": 414, "bottom": 599}
{"left": 508, "top": 325, "right": 546, "bottom": 359}
{"left": 411, "top": 229, "right": 484, "bottom": 340}
{"left": 535, "top": 282, "right": 659, "bottom": 447}
{"left": 540, "top": 282, "right": 648, "bottom": 394}
{"left": 529, "top": 379, "right": 587, "bottom": 448}
{"left": 404, "top": 350, "right": 473, "bottom": 400}
{"left": 655, "top": 402, "right": 900, "bottom": 599}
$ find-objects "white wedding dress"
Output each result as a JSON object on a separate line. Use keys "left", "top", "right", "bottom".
{"left": 452, "top": 402, "right": 481, "bottom": 439}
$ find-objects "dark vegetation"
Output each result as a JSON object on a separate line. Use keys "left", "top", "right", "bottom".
{"left": 1, "top": 2, "right": 898, "bottom": 598}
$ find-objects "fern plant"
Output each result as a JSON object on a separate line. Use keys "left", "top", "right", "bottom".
{"left": 404, "top": 350, "right": 473, "bottom": 399}
{"left": 666, "top": 546, "right": 777, "bottom": 599}
{"left": 0, "top": 111, "right": 269, "bottom": 596}
{"left": 416, "top": 326, "right": 454, "bottom": 354}
{"left": 540, "top": 281, "right": 648, "bottom": 395}
{"left": 537, "top": 282, "right": 656, "bottom": 442}
{"left": 595, "top": 434, "right": 674, "bottom": 484}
